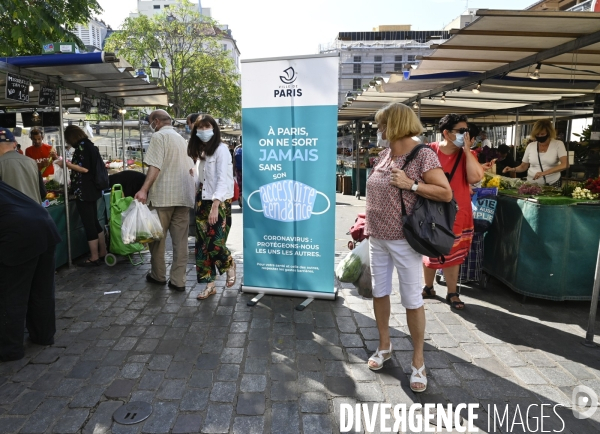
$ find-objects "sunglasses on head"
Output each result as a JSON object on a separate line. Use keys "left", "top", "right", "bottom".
{"left": 450, "top": 128, "right": 469, "bottom": 134}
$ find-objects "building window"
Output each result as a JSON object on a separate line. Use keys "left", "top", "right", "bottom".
{"left": 407, "top": 55, "right": 416, "bottom": 62}
{"left": 394, "top": 55, "right": 403, "bottom": 72}
{"left": 353, "top": 55, "right": 361, "bottom": 63}
{"left": 374, "top": 55, "right": 382, "bottom": 62}
{"left": 164, "top": 4, "right": 170, "bottom": 7}
{"left": 153, "top": 5, "right": 160, "bottom": 9}
{"left": 222, "top": 43, "right": 228, "bottom": 51}
{"left": 353, "top": 63, "right": 361, "bottom": 74}
{"left": 353, "top": 78, "right": 362, "bottom": 90}
{"left": 374, "top": 64, "right": 382, "bottom": 74}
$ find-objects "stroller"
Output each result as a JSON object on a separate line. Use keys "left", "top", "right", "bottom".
{"left": 347, "top": 212, "right": 368, "bottom": 250}
{"left": 103, "top": 184, "right": 145, "bottom": 266}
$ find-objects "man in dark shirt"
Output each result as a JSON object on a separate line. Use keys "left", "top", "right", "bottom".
{"left": 495, "top": 144, "right": 516, "bottom": 176}
{"left": 0, "top": 181, "right": 61, "bottom": 361}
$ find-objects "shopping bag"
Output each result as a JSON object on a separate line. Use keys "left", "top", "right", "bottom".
{"left": 336, "top": 238, "right": 370, "bottom": 283}
{"left": 110, "top": 185, "right": 144, "bottom": 255}
{"left": 121, "top": 200, "right": 164, "bottom": 244}
{"left": 352, "top": 240, "right": 372, "bottom": 298}
{"left": 232, "top": 179, "right": 240, "bottom": 202}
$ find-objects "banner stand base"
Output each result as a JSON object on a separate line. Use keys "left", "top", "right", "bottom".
{"left": 241, "top": 286, "right": 338, "bottom": 308}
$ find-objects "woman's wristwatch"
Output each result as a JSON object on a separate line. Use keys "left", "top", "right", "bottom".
{"left": 410, "top": 180, "right": 419, "bottom": 192}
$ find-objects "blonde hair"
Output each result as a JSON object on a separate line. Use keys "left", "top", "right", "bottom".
{"left": 375, "top": 103, "right": 423, "bottom": 142}
{"left": 530, "top": 119, "right": 556, "bottom": 141}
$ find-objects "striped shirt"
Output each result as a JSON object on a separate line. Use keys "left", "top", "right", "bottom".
{"left": 145, "top": 126, "right": 195, "bottom": 208}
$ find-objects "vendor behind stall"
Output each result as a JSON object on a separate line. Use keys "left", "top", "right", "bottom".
{"left": 502, "top": 119, "right": 567, "bottom": 186}
{"left": 0, "top": 127, "right": 46, "bottom": 203}
{"left": 494, "top": 144, "right": 516, "bottom": 176}
{"left": 25, "top": 128, "right": 57, "bottom": 177}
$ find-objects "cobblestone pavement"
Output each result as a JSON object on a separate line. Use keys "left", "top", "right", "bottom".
{"left": 1, "top": 248, "right": 600, "bottom": 434}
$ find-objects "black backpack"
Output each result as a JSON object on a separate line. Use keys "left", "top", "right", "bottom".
{"left": 91, "top": 143, "right": 109, "bottom": 191}
{"left": 399, "top": 144, "right": 460, "bottom": 263}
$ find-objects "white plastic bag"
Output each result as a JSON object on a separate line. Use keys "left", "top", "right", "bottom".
{"left": 336, "top": 239, "right": 370, "bottom": 283}
{"left": 121, "top": 200, "right": 164, "bottom": 244}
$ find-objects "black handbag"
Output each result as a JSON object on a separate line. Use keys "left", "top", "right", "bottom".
{"left": 536, "top": 142, "right": 561, "bottom": 187}
{"left": 399, "top": 145, "right": 460, "bottom": 263}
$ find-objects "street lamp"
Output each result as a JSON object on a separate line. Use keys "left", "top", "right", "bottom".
{"left": 150, "top": 59, "right": 162, "bottom": 79}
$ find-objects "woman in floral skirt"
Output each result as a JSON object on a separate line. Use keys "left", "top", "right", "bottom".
{"left": 188, "top": 115, "right": 235, "bottom": 300}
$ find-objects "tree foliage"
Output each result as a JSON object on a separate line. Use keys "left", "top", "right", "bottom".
{"left": 0, "top": 0, "right": 102, "bottom": 56}
{"left": 104, "top": 0, "right": 241, "bottom": 122}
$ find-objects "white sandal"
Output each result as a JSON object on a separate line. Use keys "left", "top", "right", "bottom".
{"left": 367, "top": 343, "right": 393, "bottom": 371}
{"left": 410, "top": 364, "right": 427, "bottom": 393}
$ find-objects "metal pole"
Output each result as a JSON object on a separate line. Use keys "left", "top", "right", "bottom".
{"left": 513, "top": 109, "right": 519, "bottom": 161}
{"left": 583, "top": 239, "right": 600, "bottom": 347}
{"left": 138, "top": 111, "right": 145, "bottom": 173}
{"left": 58, "top": 88, "right": 72, "bottom": 267}
{"left": 355, "top": 120, "right": 361, "bottom": 199}
{"left": 122, "top": 113, "right": 126, "bottom": 171}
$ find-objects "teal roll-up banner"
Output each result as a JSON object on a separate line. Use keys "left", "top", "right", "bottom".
{"left": 241, "top": 54, "right": 339, "bottom": 299}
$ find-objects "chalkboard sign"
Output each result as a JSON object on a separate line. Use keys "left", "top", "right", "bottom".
{"left": 80, "top": 95, "right": 93, "bottom": 113}
{"left": 5, "top": 73, "right": 30, "bottom": 103}
{"left": 98, "top": 98, "right": 111, "bottom": 115}
{"left": 38, "top": 86, "right": 56, "bottom": 106}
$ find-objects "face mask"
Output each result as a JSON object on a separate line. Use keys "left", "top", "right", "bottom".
{"left": 197, "top": 129, "right": 214, "bottom": 142}
{"left": 149, "top": 120, "right": 157, "bottom": 133}
{"left": 377, "top": 131, "right": 389, "bottom": 148}
{"left": 453, "top": 132, "right": 465, "bottom": 148}
{"left": 536, "top": 135, "right": 549, "bottom": 143}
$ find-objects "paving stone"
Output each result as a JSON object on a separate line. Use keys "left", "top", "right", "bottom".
{"left": 188, "top": 370, "right": 213, "bottom": 389}
{"left": 244, "top": 358, "right": 268, "bottom": 374}
{"left": 346, "top": 348, "right": 368, "bottom": 364}
{"left": 271, "top": 402, "right": 300, "bottom": 434}
{"left": 302, "top": 414, "right": 332, "bottom": 434}
{"left": 141, "top": 401, "right": 178, "bottom": 434}
{"left": 202, "top": 404, "right": 232, "bottom": 433}
{"left": 270, "top": 380, "right": 299, "bottom": 401}
{"left": 298, "top": 371, "right": 326, "bottom": 393}
{"left": 67, "top": 361, "right": 98, "bottom": 379}
{"left": 52, "top": 408, "right": 89, "bottom": 433}
{"left": 121, "top": 363, "right": 145, "bottom": 379}
{"left": 512, "top": 367, "right": 548, "bottom": 385}
{"left": 232, "top": 416, "right": 264, "bottom": 434}
{"left": 19, "top": 398, "right": 68, "bottom": 433}
{"left": 473, "top": 356, "right": 512, "bottom": 377}
{"left": 236, "top": 392, "right": 266, "bottom": 415}
{"left": 241, "top": 374, "right": 267, "bottom": 392}
{"left": 69, "top": 385, "right": 104, "bottom": 408}
{"left": 300, "top": 391, "right": 329, "bottom": 413}
{"left": 247, "top": 340, "right": 270, "bottom": 357}
{"left": 453, "top": 362, "right": 491, "bottom": 381}
{"left": 165, "top": 361, "right": 193, "bottom": 379}
{"left": 0, "top": 416, "right": 26, "bottom": 433}
{"left": 0, "top": 383, "right": 30, "bottom": 406}
{"left": 50, "top": 378, "right": 85, "bottom": 398}
{"left": 104, "top": 379, "right": 135, "bottom": 398}
{"left": 102, "top": 351, "right": 128, "bottom": 366}
{"left": 522, "top": 351, "right": 558, "bottom": 368}
{"left": 29, "top": 371, "right": 63, "bottom": 394}
{"left": 9, "top": 390, "right": 45, "bottom": 415}
{"left": 221, "top": 348, "right": 244, "bottom": 364}
{"left": 270, "top": 363, "right": 297, "bottom": 381}
{"left": 31, "top": 347, "right": 64, "bottom": 364}
{"left": 180, "top": 388, "right": 209, "bottom": 411}
{"left": 139, "top": 372, "right": 164, "bottom": 391}
{"left": 83, "top": 401, "right": 123, "bottom": 434}
{"left": 172, "top": 414, "right": 203, "bottom": 434}
{"left": 226, "top": 334, "right": 247, "bottom": 348}
{"left": 336, "top": 317, "right": 357, "bottom": 333}
{"left": 354, "top": 383, "right": 385, "bottom": 401}
{"left": 488, "top": 344, "right": 527, "bottom": 367}
{"left": 156, "top": 379, "right": 186, "bottom": 400}
{"left": 11, "top": 364, "right": 47, "bottom": 383}
{"left": 210, "top": 382, "right": 237, "bottom": 403}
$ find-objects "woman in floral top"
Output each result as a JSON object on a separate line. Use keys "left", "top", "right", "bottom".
{"left": 365, "top": 103, "right": 452, "bottom": 393}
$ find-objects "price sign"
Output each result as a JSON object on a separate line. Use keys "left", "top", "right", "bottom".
{"left": 38, "top": 86, "right": 56, "bottom": 106}
{"left": 5, "top": 73, "right": 30, "bottom": 103}
{"left": 80, "top": 95, "right": 93, "bottom": 113}
{"left": 98, "top": 98, "right": 111, "bottom": 115}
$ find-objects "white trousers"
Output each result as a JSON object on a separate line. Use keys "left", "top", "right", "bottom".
{"left": 369, "top": 237, "right": 424, "bottom": 309}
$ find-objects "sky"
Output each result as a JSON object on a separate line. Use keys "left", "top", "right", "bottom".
{"left": 97, "top": 0, "right": 535, "bottom": 60}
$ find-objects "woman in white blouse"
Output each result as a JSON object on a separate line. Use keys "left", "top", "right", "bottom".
{"left": 188, "top": 115, "right": 235, "bottom": 300}
{"left": 503, "top": 119, "right": 567, "bottom": 186}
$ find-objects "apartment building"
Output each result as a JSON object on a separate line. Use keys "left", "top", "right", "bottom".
{"left": 320, "top": 26, "right": 449, "bottom": 107}
{"left": 74, "top": 19, "right": 108, "bottom": 52}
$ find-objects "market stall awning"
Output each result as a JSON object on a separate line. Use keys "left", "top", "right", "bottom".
{"left": 338, "top": 9, "right": 600, "bottom": 125}
{"left": 0, "top": 52, "right": 168, "bottom": 108}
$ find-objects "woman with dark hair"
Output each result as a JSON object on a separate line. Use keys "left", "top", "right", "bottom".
{"left": 188, "top": 115, "right": 235, "bottom": 300}
{"left": 56, "top": 125, "right": 107, "bottom": 266}
{"left": 421, "top": 114, "right": 484, "bottom": 310}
